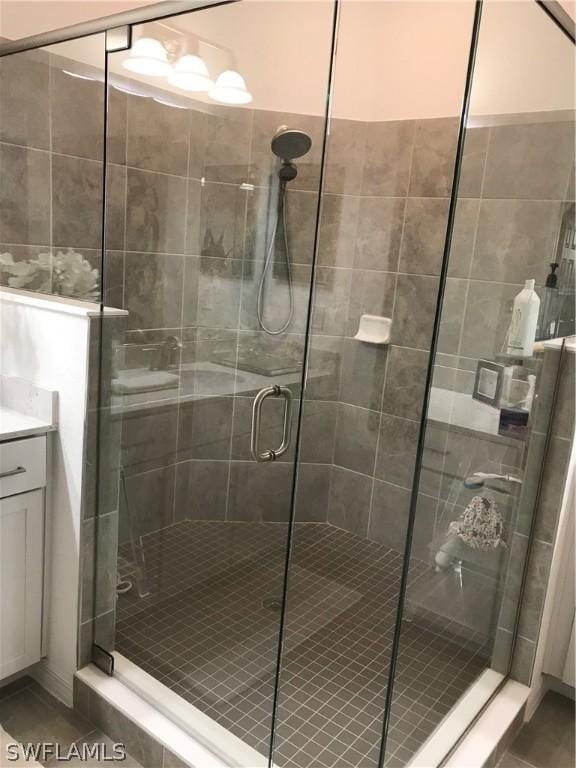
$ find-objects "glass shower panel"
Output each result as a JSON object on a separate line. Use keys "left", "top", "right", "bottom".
{"left": 382, "top": 0, "right": 575, "bottom": 764}
{"left": 271, "top": 2, "right": 478, "bottom": 767}
{"left": 0, "top": 33, "right": 121, "bottom": 674}
{"left": 98, "top": 1, "right": 336, "bottom": 762}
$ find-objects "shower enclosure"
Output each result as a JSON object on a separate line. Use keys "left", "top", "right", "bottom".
{"left": 0, "top": 0, "right": 574, "bottom": 766}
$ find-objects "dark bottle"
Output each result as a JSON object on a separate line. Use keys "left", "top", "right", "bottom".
{"left": 536, "top": 263, "right": 560, "bottom": 341}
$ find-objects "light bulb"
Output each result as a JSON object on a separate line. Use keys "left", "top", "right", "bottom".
{"left": 168, "top": 54, "right": 213, "bottom": 92}
{"left": 209, "top": 70, "right": 252, "bottom": 105}
{"left": 122, "top": 37, "right": 171, "bottom": 77}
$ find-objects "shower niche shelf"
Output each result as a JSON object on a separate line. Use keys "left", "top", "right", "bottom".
{"left": 354, "top": 314, "right": 391, "bottom": 344}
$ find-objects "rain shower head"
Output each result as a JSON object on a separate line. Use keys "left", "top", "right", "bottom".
{"left": 271, "top": 126, "right": 312, "bottom": 162}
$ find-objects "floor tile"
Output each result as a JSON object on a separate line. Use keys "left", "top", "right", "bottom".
{"left": 508, "top": 691, "right": 575, "bottom": 768}
{"left": 116, "top": 520, "right": 490, "bottom": 767}
{"left": 0, "top": 687, "right": 92, "bottom": 750}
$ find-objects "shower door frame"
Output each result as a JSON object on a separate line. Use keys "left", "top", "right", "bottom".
{"left": 0, "top": 1, "right": 240, "bottom": 56}
{"left": 105, "top": 1, "right": 339, "bottom": 765}
{"left": 0, "top": 2, "right": 335, "bottom": 766}
{"left": 96, "top": 0, "right": 342, "bottom": 764}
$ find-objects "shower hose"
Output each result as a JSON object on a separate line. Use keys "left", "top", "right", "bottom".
{"left": 257, "top": 180, "right": 294, "bottom": 335}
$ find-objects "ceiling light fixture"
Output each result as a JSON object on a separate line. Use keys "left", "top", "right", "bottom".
{"left": 122, "top": 37, "right": 171, "bottom": 77}
{"left": 112, "top": 82, "right": 149, "bottom": 98}
{"left": 168, "top": 54, "right": 213, "bottom": 92}
{"left": 209, "top": 70, "right": 252, "bottom": 105}
{"left": 153, "top": 97, "right": 188, "bottom": 110}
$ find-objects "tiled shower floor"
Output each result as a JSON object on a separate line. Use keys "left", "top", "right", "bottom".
{"left": 116, "top": 521, "right": 489, "bottom": 768}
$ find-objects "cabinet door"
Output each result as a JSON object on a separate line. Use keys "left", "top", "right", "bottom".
{"left": 0, "top": 489, "right": 44, "bottom": 679}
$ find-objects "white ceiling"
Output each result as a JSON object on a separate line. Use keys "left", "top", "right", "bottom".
{"left": 1, "top": 0, "right": 574, "bottom": 42}
{"left": 0, "top": 0, "right": 160, "bottom": 40}
{"left": 1, "top": 0, "right": 574, "bottom": 121}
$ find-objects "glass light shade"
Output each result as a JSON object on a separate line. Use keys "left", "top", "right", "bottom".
{"left": 122, "top": 37, "right": 171, "bottom": 77}
{"left": 153, "top": 97, "right": 188, "bottom": 110}
{"left": 168, "top": 54, "right": 213, "bottom": 92}
{"left": 112, "top": 82, "right": 149, "bottom": 98}
{"left": 209, "top": 70, "right": 252, "bottom": 105}
{"left": 62, "top": 70, "right": 96, "bottom": 82}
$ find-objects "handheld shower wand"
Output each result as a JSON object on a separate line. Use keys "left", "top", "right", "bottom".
{"left": 257, "top": 126, "right": 312, "bottom": 336}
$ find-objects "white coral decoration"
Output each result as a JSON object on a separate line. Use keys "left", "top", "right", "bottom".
{"left": 52, "top": 249, "right": 99, "bottom": 299}
{"left": 0, "top": 251, "right": 51, "bottom": 292}
{"left": 0, "top": 249, "right": 99, "bottom": 300}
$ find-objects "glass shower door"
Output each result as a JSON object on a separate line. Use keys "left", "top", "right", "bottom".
{"left": 270, "top": 2, "right": 481, "bottom": 767}
{"left": 96, "top": 1, "right": 337, "bottom": 763}
{"left": 380, "top": 1, "right": 575, "bottom": 765}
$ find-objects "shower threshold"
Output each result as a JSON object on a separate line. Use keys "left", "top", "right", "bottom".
{"left": 80, "top": 654, "right": 506, "bottom": 768}
{"left": 75, "top": 660, "right": 259, "bottom": 768}
{"left": 112, "top": 653, "right": 269, "bottom": 767}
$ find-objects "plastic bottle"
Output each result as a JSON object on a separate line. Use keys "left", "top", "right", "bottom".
{"left": 506, "top": 279, "right": 540, "bottom": 358}
{"left": 536, "top": 263, "right": 560, "bottom": 341}
{"left": 524, "top": 374, "right": 536, "bottom": 412}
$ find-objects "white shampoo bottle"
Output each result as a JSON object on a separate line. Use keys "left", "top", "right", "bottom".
{"left": 506, "top": 279, "right": 540, "bottom": 358}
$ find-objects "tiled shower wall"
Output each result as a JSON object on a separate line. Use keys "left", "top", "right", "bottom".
{"left": 322, "top": 115, "right": 462, "bottom": 554}
{"left": 88, "top": 74, "right": 474, "bottom": 545}
{"left": 435, "top": 112, "right": 574, "bottom": 394}
{"left": 344, "top": 111, "right": 575, "bottom": 560}
{"left": 3, "top": 49, "right": 574, "bottom": 689}
{"left": 0, "top": 47, "right": 128, "bottom": 294}
{"left": 2, "top": 50, "right": 573, "bottom": 555}
{"left": 499, "top": 346, "right": 575, "bottom": 685}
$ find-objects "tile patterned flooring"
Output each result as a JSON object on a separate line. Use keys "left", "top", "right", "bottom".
{"left": 498, "top": 691, "right": 575, "bottom": 768}
{"left": 0, "top": 677, "right": 141, "bottom": 767}
{"left": 116, "top": 521, "right": 489, "bottom": 768}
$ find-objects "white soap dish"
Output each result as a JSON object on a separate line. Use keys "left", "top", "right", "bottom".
{"left": 354, "top": 314, "right": 391, "bottom": 345}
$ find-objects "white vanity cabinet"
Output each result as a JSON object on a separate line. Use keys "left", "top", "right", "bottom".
{"left": 0, "top": 435, "right": 47, "bottom": 680}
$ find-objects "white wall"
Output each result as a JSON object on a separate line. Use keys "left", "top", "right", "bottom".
{"left": 470, "top": 0, "right": 575, "bottom": 117}
{"left": 0, "top": 290, "right": 94, "bottom": 705}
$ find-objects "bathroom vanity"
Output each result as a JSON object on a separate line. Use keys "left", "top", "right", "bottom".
{"left": 0, "top": 376, "right": 56, "bottom": 680}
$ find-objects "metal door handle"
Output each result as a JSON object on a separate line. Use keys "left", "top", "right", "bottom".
{"left": 251, "top": 385, "right": 293, "bottom": 462}
{"left": 0, "top": 466, "right": 26, "bottom": 479}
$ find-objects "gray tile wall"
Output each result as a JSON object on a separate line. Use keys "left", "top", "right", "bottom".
{"left": 318, "top": 116, "right": 464, "bottom": 554}
{"left": 0, "top": 49, "right": 461, "bottom": 557}
{"left": 108, "top": 108, "right": 465, "bottom": 553}
{"left": 0, "top": 49, "right": 115, "bottom": 299}
{"left": 102, "top": 84, "right": 326, "bottom": 538}
{"left": 495, "top": 347, "right": 575, "bottom": 685}
{"left": 5, "top": 53, "right": 572, "bottom": 683}
{"left": 398, "top": 114, "right": 574, "bottom": 659}
{"left": 434, "top": 112, "right": 574, "bottom": 395}
{"left": 318, "top": 113, "right": 569, "bottom": 557}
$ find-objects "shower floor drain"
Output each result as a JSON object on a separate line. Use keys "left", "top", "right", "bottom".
{"left": 262, "top": 597, "right": 283, "bottom": 611}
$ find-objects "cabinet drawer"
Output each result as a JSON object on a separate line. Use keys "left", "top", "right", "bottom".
{"left": 0, "top": 436, "right": 46, "bottom": 498}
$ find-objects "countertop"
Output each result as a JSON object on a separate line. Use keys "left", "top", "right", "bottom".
{"left": 0, "top": 375, "right": 57, "bottom": 441}
{"left": 428, "top": 387, "right": 501, "bottom": 436}
{"left": 0, "top": 405, "right": 55, "bottom": 441}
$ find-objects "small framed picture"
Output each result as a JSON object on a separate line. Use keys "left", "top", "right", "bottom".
{"left": 473, "top": 359, "right": 506, "bottom": 407}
